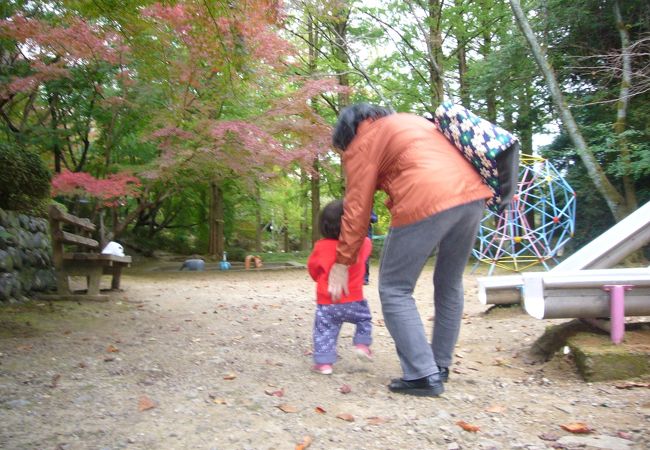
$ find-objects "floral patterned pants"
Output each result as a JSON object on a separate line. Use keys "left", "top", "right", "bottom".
{"left": 312, "top": 300, "right": 372, "bottom": 364}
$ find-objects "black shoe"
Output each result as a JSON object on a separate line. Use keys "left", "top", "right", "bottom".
{"left": 438, "top": 366, "right": 449, "bottom": 383}
{"left": 388, "top": 373, "right": 444, "bottom": 397}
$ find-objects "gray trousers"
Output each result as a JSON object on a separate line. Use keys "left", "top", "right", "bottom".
{"left": 378, "top": 200, "right": 484, "bottom": 380}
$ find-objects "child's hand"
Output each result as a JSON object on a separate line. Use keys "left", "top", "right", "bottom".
{"left": 328, "top": 263, "right": 349, "bottom": 302}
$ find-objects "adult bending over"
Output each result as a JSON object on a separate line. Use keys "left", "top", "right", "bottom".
{"left": 328, "top": 103, "right": 491, "bottom": 397}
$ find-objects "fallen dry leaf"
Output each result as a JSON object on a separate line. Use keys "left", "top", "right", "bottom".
{"left": 560, "top": 422, "right": 592, "bottom": 434}
{"left": 485, "top": 404, "right": 507, "bottom": 414}
{"left": 339, "top": 384, "right": 352, "bottom": 394}
{"left": 277, "top": 404, "right": 298, "bottom": 413}
{"left": 295, "top": 435, "right": 313, "bottom": 450}
{"left": 138, "top": 395, "right": 156, "bottom": 412}
{"left": 456, "top": 420, "right": 480, "bottom": 432}
{"left": 264, "top": 388, "right": 284, "bottom": 397}
{"left": 336, "top": 413, "right": 355, "bottom": 422}
{"left": 106, "top": 345, "right": 119, "bottom": 353}
{"left": 617, "top": 431, "right": 633, "bottom": 440}
{"left": 314, "top": 406, "right": 326, "bottom": 414}
{"left": 366, "top": 416, "right": 389, "bottom": 425}
{"left": 222, "top": 373, "right": 237, "bottom": 380}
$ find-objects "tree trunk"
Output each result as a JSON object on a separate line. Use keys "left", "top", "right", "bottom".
{"left": 478, "top": 5, "right": 496, "bottom": 121}
{"left": 329, "top": 5, "right": 349, "bottom": 195}
{"left": 613, "top": 0, "right": 637, "bottom": 210}
{"left": 457, "top": 41, "right": 469, "bottom": 107}
{"left": 283, "top": 210, "right": 289, "bottom": 253}
{"left": 300, "top": 168, "right": 310, "bottom": 250}
{"left": 516, "top": 85, "right": 534, "bottom": 156}
{"left": 332, "top": 8, "right": 351, "bottom": 109}
{"left": 47, "top": 93, "right": 63, "bottom": 173}
{"left": 255, "top": 184, "right": 262, "bottom": 253}
{"left": 453, "top": 0, "right": 469, "bottom": 107}
{"left": 509, "top": 0, "right": 629, "bottom": 221}
{"left": 311, "top": 158, "right": 321, "bottom": 245}
{"left": 427, "top": 0, "right": 445, "bottom": 106}
{"left": 208, "top": 181, "right": 224, "bottom": 258}
{"left": 110, "top": 188, "right": 171, "bottom": 240}
{"left": 307, "top": 11, "right": 323, "bottom": 247}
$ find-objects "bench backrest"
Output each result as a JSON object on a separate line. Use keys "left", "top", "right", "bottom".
{"left": 49, "top": 205, "right": 100, "bottom": 267}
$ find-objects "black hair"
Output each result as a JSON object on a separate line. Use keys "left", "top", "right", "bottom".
{"left": 332, "top": 103, "right": 394, "bottom": 151}
{"left": 318, "top": 199, "right": 344, "bottom": 239}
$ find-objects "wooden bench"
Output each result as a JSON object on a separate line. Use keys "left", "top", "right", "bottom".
{"left": 47, "top": 205, "right": 131, "bottom": 300}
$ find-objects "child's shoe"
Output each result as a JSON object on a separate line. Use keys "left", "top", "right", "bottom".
{"left": 312, "top": 364, "right": 333, "bottom": 375}
{"left": 354, "top": 344, "right": 373, "bottom": 362}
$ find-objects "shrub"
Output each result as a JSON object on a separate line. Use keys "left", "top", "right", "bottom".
{"left": 0, "top": 144, "right": 51, "bottom": 214}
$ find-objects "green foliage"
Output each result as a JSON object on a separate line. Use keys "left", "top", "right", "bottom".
{"left": 0, "top": 143, "right": 51, "bottom": 213}
{"left": 1, "top": 0, "right": 647, "bottom": 260}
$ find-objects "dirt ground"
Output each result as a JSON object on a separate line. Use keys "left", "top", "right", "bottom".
{"left": 0, "top": 261, "right": 649, "bottom": 450}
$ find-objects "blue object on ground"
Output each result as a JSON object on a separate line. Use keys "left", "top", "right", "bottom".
{"left": 180, "top": 259, "right": 205, "bottom": 271}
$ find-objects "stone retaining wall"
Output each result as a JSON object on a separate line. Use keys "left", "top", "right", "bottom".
{"left": 0, "top": 208, "right": 56, "bottom": 303}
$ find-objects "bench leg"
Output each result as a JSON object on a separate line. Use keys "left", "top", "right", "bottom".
{"left": 56, "top": 274, "right": 72, "bottom": 295}
{"left": 103, "top": 266, "right": 123, "bottom": 290}
{"left": 111, "top": 268, "right": 122, "bottom": 290}
{"left": 86, "top": 267, "right": 103, "bottom": 296}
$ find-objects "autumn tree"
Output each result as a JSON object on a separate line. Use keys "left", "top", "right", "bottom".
{"left": 140, "top": 1, "right": 342, "bottom": 256}
{"left": 0, "top": 5, "right": 134, "bottom": 174}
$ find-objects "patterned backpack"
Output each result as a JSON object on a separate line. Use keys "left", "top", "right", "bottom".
{"left": 433, "top": 101, "right": 520, "bottom": 213}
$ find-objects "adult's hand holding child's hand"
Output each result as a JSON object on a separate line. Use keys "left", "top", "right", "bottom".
{"left": 328, "top": 263, "right": 349, "bottom": 302}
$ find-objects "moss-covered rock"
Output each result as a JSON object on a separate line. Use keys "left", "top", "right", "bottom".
{"left": 568, "top": 331, "right": 650, "bottom": 381}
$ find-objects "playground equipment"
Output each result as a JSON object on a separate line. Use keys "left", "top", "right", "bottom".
{"left": 476, "top": 200, "right": 650, "bottom": 344}
{"left": 473, "top": 155, "right": 576, "bottom": 274}
{"left": 478, "top": 200, "right": 650, "bottom": 306}
{"left": 219, "top": 251, "right": 231, "bottom": 270}
{"left": 244, "top": 255, "right": 263, "bottom": 269}
{"left": 521, "top": 268, "right": 650, "bottom": 344}
{"left": 180, "top": 258, "right": 205, "bottom": 271}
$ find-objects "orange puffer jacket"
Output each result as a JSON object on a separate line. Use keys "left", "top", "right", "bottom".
{"left": 336, "top": 113, "right": 492, "bottom": 266}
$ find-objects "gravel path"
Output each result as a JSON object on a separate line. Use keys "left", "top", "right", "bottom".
{"left": 0, "top": 265, "right": 648, "bottom": 449}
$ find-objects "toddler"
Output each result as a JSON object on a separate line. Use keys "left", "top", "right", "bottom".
{"left": 307, "top": 199, "right": 373, "bottom": 374}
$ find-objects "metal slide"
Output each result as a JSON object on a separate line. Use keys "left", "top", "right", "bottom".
{"left": 522, "top": 267, "right": 650, "bottom": 319}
